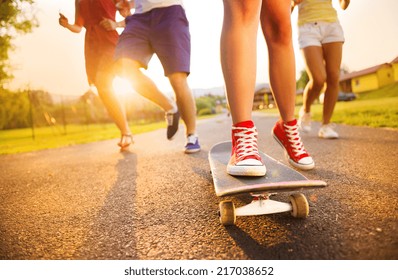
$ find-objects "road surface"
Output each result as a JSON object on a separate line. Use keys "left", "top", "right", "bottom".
{"left": 1, "top": 113, "right": 397, "bottom": 260}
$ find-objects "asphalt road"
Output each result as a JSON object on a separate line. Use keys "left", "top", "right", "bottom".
{"left": 0, "top": 113, "right": 397, "bottom": 260}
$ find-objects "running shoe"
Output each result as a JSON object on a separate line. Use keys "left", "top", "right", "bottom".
{"left": 184, "top": 134, "right": 201, "bottom": 154}
{"left": 318, "top": 123, "right": 339, "bottom": 139}
{"left": 298, "top": 106, "right": 312, "bottom": 133}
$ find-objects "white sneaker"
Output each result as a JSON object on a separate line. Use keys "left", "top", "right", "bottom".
{"left": 298, "top": 107, "right": 312, "bottom": 133}
{"left": 318, "top": 123, "right": 339, "bottom": 139}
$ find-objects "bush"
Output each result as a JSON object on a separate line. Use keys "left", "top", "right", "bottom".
{"left": 198, "top": 108, "right": 213, "bottom": 116}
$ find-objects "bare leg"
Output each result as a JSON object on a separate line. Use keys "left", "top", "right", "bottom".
{"left": 261, "top": 0, "right": 314, "bottom": 169}
{"left": 260, "top": 0, "right": 296, "bottom": 122}
{"left": 220, "top": 0, "right": 261, "bottom": 125}
{"left": 322, "top": 42, "right": 343, "bottom": 125}
{"left": 301, "top": 46, "right": 326, "bottom": 113}
{"left": 95, "top": 70, "right": 131, "bottom": 136}
{"left": 115, "top": 58, "right": 175, "bottom": 112}
{"left": 168, "top": 72, "right": 197, "bottom": 136}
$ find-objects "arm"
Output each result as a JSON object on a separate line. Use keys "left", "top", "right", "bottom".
{"left": 100, "top": 18, "right": 126, "bottom": 30}
{"left": 291, "top": 0, "right": 303, "bottom": 13}
{"left": 59, "top": 0, "right": 83, "bottom": 33}
{"left": 339, "top": 0, "right": 350, "bottom": 10}
{"left": 100, "top": 0, "right": 135, "bottom": 30}
{"left": 59, "top": 13, "right": 83, "bottom": 33}
{"left": 115, "top": 0, "right": 135, "bottom": 16}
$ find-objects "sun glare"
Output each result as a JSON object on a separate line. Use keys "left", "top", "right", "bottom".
{"left": 112, "top": 77, "right": 134, "bottom": 97}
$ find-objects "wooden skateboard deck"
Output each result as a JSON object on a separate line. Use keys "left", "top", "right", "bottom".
{"left": 208, "top": 141, "right": 327, "bottom": 225}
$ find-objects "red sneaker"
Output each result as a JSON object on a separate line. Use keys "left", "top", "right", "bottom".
{"left": 227, "top": 120, "right": 266, "bottom": 176}
{"left": 272, "top": 119, "right": 315, "bottom": 170}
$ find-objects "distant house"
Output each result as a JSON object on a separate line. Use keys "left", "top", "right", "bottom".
{"left": 391, "top": 56, "right": 398, "bottom": 82}
{"left": 254, "top": 83, "right": 274, "bottom": 109}
{"left": 339, "top": 56, "right": 398, "bottom": 93}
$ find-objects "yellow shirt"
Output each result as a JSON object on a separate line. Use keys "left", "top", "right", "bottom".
{"left": 297, "top": 0, "right": 338, "bottom": 26}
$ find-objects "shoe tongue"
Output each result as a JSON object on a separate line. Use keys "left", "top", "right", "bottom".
{"left": 234, "top": 120, "right": 254, "bottom": 128}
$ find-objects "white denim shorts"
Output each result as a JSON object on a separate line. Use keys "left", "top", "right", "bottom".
{"left": 298, "top": 21, "right": 345, "bottom": 49}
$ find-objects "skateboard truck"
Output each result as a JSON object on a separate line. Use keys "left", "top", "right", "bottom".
{"left": 210, "top": 141, "right": 325, "bottom": 226}
{"left": 218, "top": 192, "right": 309, "bottom": 226}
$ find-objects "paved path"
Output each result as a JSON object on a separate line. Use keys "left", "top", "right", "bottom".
{"left": 1, "top": 113, "right": 397, "bottom": 259}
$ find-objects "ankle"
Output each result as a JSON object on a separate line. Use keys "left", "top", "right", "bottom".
{"left": 233, "top": 120, "right": 254, "bottom": 129}
{"left": 167, "top": 103, "right": 178, "bottom": 114}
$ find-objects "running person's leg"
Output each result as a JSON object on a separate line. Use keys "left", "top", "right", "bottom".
{"left": 114, "top": 14, "right": 179, "bottom": 140}
{"left": 151, "top": 5, "right": 200, "bottom": 152}
{"left": 95, "top": 69, "right": 133, "bottom": 148}
{"left": 88, "top": 34, "right": 132, "bottom": 149}
{"left": 317, "top": 41, "right": 342, "bottom": 139}
{"left": 300, "top": 45, "right": 326, "bottom": 132}
{"left": 322, "top": 42, "right": 342, "bottom": 126}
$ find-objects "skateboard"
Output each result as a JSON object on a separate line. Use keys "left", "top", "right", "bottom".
{"left": 209, "top": 141, "right": 327, "bottom": 226}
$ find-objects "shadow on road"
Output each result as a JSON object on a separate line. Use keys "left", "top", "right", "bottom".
{"left": 74, "top": 151, "right": 139, "bottom": 259}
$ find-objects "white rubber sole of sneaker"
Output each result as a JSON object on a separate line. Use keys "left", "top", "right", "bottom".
{"left": 184, "top": 148, "right": 201, "bottom": 154}
{"left": 272, "top": 132, "right": 315, "bottom": 171}
{"left": 288, "top": 157, "right": 315, "bottom": 170}
{"left": 318, "top": 132, "right": 339, "bottom": 139}
{"left": 227, "top": 164, "right": 266, "bottom": 176}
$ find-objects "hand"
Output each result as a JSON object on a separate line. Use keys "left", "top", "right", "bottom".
{"left": 340, "top": 0, "right": 350, "bottom": 10}
{"left": 116, "top": 0, "right": 132, "bottom": 18}
{"left": 292, "top": 0, "right": 303, "bottom": 4}
{"left": 291, "top": 0, "right": 303, "bottom": 12}
{"left": 59, "top": 13, "right": 69, "bottom": 27}
{"left": 100, "top": 17, "right": 117, "bottom": 31}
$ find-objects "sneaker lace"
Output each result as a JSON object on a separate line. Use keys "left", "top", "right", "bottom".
{"left": 232, "top": 126, "right": 260, "bottom": 161}
{"left": 284, "top": 123, "right": 306, "bottom": 157}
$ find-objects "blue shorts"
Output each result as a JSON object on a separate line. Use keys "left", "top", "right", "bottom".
{"left": 115, "top": 5, "right": 191, "bottom": 76}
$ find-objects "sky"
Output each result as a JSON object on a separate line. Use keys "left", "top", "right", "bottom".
{"left": 7, "top": 0, "right": 398, "bottom": 97}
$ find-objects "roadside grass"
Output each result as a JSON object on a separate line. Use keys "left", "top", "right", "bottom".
{"left": 312, "top": 96, "right": 398, "bottom": 129}
{"left": 307, "top": 83, "right": 398, "bottom": 129}
{"left": 0, "top": 121, "right": 166, "bottom": 155}
{"left": 1, "top": 83, "right": 397, "bottom": 155}
{"left": 0, "top": 114, "right": 216, "bottom": 155}
{"left": 264, "top": 83, "right": 398, "bottom": 129}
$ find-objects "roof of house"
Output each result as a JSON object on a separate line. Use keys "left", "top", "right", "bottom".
{"left": 391, "top": 56, "right": 398, "bottom": 64}
{"left": 340, "top": 55, "right": 398, "bottom": 82}
{"left": 340, "top": 63, "right": 392, "bottom": 82}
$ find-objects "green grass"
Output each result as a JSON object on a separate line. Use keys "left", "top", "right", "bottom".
{"left": 1, "top": 83, "right": 397, "bottom": 155}
{"left": 263, "top": 83, "right": 398, "bottom": 129}
{"left": 0, "top": 121, "right": 166, "bottom": 155}
{"left": 311, "top": 96, "right": 398, "bottom": 129}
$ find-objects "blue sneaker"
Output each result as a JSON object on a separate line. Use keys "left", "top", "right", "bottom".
{"left": 185, "top": 134, "right": 201, "bottom": 154}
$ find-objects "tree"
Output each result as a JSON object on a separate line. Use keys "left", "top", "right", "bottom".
{"left": 296, "top": 69, "right": 309, "bottom": 90}
{"left": 0, "top": 0, "right": 38, "bottom": 87}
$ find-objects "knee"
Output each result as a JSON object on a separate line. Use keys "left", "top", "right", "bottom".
{"left": 95, "top": 71, "right": 112, "bottom": 91}
{"left": 311, "top": 74, "right": 327, "bottom": 91}
{"left": 326, "top": 70, "right": 341, "bottom": 86}
{"left": 223, "top": 1, "right": 260, "bottom": 25}
{"left": 114, "top": 58, "right": 141, "bottom": 79}
{"left": 262, "top": 16, "right": 292, "bottom": 46}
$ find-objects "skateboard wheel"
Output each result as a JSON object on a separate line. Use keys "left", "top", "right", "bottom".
{"left": 290, "top": 193, "right": 309, "bottom": 218}
{"left": 219, "top": 201, "right": 236, "bottom": 226}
